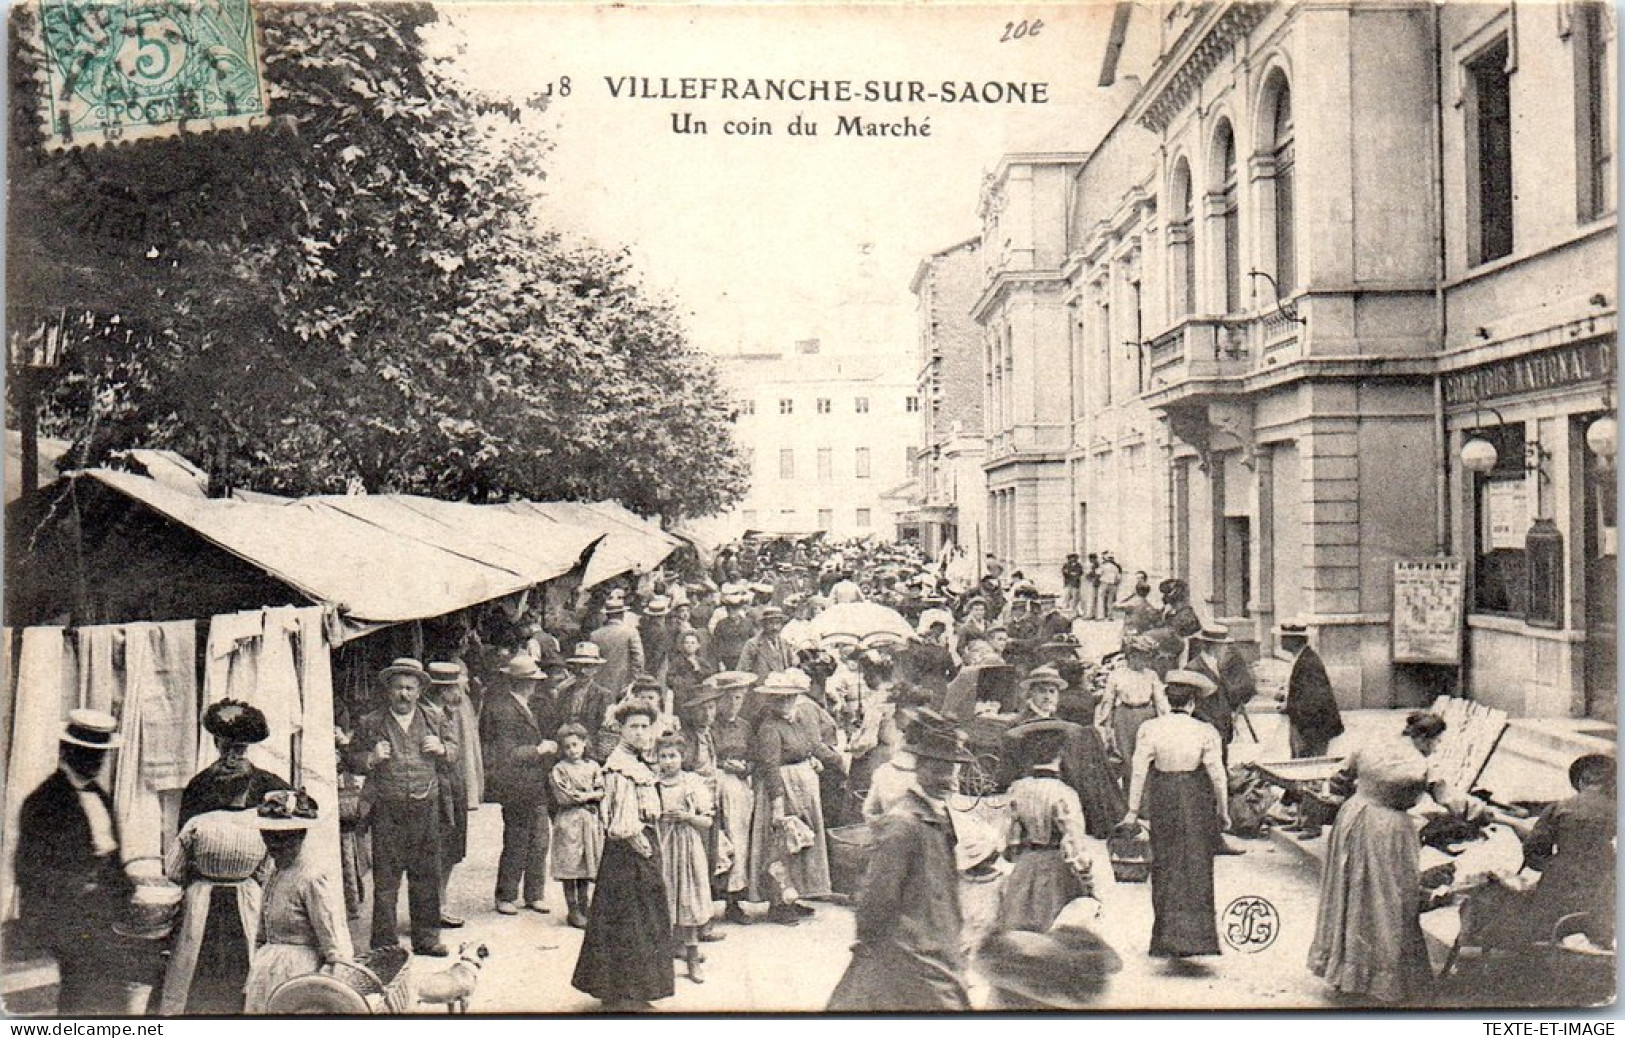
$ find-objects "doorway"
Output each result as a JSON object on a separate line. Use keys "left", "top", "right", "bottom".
{"left": 1580, "top": 415, "right": 1616, "bottom": 721}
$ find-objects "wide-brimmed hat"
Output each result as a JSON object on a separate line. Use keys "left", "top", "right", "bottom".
{"left": 1007, "top": 718, "right": 1075, "bottom": 742}
{"left": 427, "top": 661, "right": 464, "bottom": 686}
{"left": 256, "top": 788, "right": 319, "bottom": 831}
{"left": 60, "top": 708, "right": 122, "bottom": 750}
{"left": 567, "top": 643, "right": 606, "bottom": 665}
{"left": 1041, "top": 634, "right": 1082, "bottom": 655}
{"left": 378, "top": 657, "right": 429, "bottom": 686}
{"left": 704, "top": 671, "right": 758, "bottom": 693}
{"left": 1164, "top": 669, "right": 1217, "bottom": 694}
{"left": 1193, "top": 622, "right": 1230, "bottom": 642}
{"left": 499, "top": 654, "right": 543, "bottom": 680}
{"left": 1021, "top": 665, "right": 1067, "bottom": 690}
{"left": 975, "top": 924, "right": 1123, "bottom": 1010}
{"left": 756, "top": 669, "right": 811, "bottom": 696}
{"left": 202, "top": 699, "right": 269, "bottom": 745}
{"left": 676, "top": 683, "right": 729, "bottom": 711}
{"left": 643, "top": 595, "right": 672, "bottom": 617}
{"left": 910, "top": 718, "right": 976, "bottom": 764}
{"left": 1278, "top": 619, "right": 1308, "bottom": 636}
{"left": 1158, "top": 578, "right": 1187, "bottom": 599}
{"left": 759, "top": 606, "right": 786, "bottom": 623}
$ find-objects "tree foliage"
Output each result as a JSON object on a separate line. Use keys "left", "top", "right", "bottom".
{"left": 7, "top": 2, "right": 746, "bottom": 521}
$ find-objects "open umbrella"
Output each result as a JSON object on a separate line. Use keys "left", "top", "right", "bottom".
{"left": 807, "top": 601, "right": 915, "bottom": 646}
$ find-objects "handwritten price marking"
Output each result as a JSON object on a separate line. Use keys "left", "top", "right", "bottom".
{"left": 1000, "top": 19, "right": 1044, "bottom": 42}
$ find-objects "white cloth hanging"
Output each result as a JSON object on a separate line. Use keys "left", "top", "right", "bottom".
{"left": 3, "top": 627, "right": 79, "bottom": 921}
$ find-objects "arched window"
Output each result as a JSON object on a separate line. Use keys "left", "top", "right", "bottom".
{"left": 1213, "top": 121, "right": 1241, "bottom": 313}
{"left": 1266, "top": 75, "right": 1297, "bottom": 292}
{"left": 1169, "top": 158, "right": 1196, "bottom": 317}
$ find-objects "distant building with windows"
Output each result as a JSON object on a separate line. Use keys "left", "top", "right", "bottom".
{"left": 698, "top": 341, "right": 919, "bottom": 541}
{"left": 903, "top": 237, "right": 989, "bottom": 562}
{"left": 965, "top": 0, "right": 1614, "bottom": 719}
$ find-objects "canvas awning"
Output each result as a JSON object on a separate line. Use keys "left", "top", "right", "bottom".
{"left": 70, "top": 470, "right": 603, "bottom": 640}
{"left": 492, "top": 500, "right": 682, "bottom": 587}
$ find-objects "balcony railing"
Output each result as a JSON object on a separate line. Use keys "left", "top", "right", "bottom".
{"left": 1143, "top": 309, "right": 1305, "bottom": 399}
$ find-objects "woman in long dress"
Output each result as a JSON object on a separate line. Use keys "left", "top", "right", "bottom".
{"left": 243, "top": 791, "right": 353, "bottom": 1014}
{"left": 997, "top": 722, "right": 1103, "bottom": 933}
{"left": 747, "top": 669, "right": 832, "bottom": 925}
{"left": 655, "top": 735, "right": 715, "bottom": 984}
{"left": 1096, "top": 643, "right": 1167, "bottom": 791}
{"left": 164, "top": 701, "right": 290, "bottom": 1014}
{"left": 1307, "top": 711, "right": 1485, "bottom": 1003}
{"left": 571, "top": 702, "right": 676, "bottom": 1010}
{"left": 710, "top": 676, "right": 757, "bottom": 926}
{"left": 1120, "top": 671, "right": 1229, "bottom": 958}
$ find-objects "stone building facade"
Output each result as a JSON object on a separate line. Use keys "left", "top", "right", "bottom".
{"left": 969, "top": 0, "right": 1615, "bottom": 717}
{"left": 907, "top": 237, "right": 988, "bottom": 561}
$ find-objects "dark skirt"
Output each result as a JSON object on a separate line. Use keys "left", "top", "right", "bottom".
{"left": 1066, "top": 728, "right": 1128, "bottom": 839}
{"left": 996, "top": 848, "right": 1089, "bottom": 933}
{"left": 1146, "top": 769, "right": 1220, "bottom": 958}
{"left": 572, "top": 831, "right": 676, "bottom": 1004}
{"left": 187, "top": 886, "right": 251, "bottom": 1014}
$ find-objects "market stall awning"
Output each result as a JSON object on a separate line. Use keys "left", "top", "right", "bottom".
{"left": 492, "top": 500, "right": 681, "bottom": 587}
{"left": 72, "top": 470, "right": 598, "bottom": 636}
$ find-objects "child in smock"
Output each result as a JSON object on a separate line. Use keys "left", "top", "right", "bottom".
{"left": 550, "top": 723, "right": 606, "bottom": 929}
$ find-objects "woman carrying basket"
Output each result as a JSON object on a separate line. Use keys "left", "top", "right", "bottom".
{"left": 244, "top": 791, "right": 353, "bottom": 1014}
{"left": 747, "top": 669, "right": 832, "bottom": 926}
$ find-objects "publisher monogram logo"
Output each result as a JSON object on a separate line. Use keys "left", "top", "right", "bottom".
{"left": 1221, "top": 896, "right": 1279, "bottom": 953}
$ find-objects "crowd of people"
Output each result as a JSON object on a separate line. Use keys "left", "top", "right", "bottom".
{"left": 11, "top": 535, "right": 1613, "bottom": 1013}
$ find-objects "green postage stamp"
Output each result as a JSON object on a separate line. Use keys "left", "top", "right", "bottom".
{"left": 34, "top": 0, "right": 269, "bottom": 149}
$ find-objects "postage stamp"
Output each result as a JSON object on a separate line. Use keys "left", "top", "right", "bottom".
{"left": 34, "top": 0, "right": 268, "bottom": 150}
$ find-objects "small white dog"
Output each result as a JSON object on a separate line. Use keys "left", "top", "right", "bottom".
{"left": 415, "top": 942, "right": 490, "bottom": 1014}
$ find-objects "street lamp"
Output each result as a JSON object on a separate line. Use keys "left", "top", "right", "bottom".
{"left": 1459, "top": 401, "right": 1550, "bottom": 482}
{"left": 7, "top": 312, "right": 70, "bottom": 494}
{"left": 1585, "top": 414, "right": 1616, "bottom": 470}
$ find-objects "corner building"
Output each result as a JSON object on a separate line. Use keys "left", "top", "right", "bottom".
{"left": 981, "top": 1, "right": 1615, "bottom": 715}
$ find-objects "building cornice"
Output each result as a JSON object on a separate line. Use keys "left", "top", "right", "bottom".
{"left": 1132, "top": 3, "right": 1275, "bottom": 134}
{"left": 969, "top": 269, "right": 1070, "bottom": 324}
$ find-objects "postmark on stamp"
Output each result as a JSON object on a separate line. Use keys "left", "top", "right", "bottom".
{"left": 34, "top": 0, "right": 269, "bottom": 150}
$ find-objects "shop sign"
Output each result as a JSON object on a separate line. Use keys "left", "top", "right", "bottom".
{"left": 1392, "top": 558, "right": 1465, "bottom": 666}
{"left": 1443, "top": 338, "right": 1615, "bottom": 406}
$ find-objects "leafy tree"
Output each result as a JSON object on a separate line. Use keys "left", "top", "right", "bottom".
{"left": 7, "top": 2, "right": 746, "bottom": 522}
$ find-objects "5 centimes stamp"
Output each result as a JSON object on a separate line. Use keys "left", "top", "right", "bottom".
{"left": 34, "top": 0, "right": 268, "bottom": 150}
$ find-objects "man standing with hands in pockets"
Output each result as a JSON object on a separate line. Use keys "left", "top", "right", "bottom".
{"left": 349, "top": 658, "right": 458, "bottom": 957}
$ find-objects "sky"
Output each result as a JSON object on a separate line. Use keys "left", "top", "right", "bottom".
{"left": 436, "top": 2, "right": 1121, "bottom": 359}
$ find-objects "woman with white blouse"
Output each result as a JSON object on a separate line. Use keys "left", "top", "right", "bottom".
{"left": 1120, "top": 671, "right": 1229, "bottom": 959}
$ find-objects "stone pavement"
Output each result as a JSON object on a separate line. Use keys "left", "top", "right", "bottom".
{"left": 404, "top": 804, "right": 1335, "bottom": 1013}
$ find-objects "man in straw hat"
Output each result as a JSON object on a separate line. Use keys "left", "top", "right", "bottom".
{"left": 737, "top": 605, "right": 793, "bottom": 679}
{"left": 346, "top": 658, "right": 457, "bottom": 957}
{"left": 1186, "top": 621, "right": 1257, "bottom": 767}
{"left": 425, "top": 661, "right": 481, "bottom": 929}
{"left": 589, "top": 592, "right": 646, "bottom": 700}
{"left": 557, "top": 642, "right": 616, "bottom": 761}
{"left": 828, "top": 714, "right": 975, "bottom": 1011}
{"left": 16, "top": 710, "right": 148, "bottom": 1014}
{"left": 479, "top": 653, "right": 561, "bottom": 917}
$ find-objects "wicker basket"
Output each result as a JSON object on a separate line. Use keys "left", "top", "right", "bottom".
{"left": 1107, "top": 822, "right": 1152, "bottom": 883}
{"left": 828, "top": 823, "right": 876, "bottom": 896}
